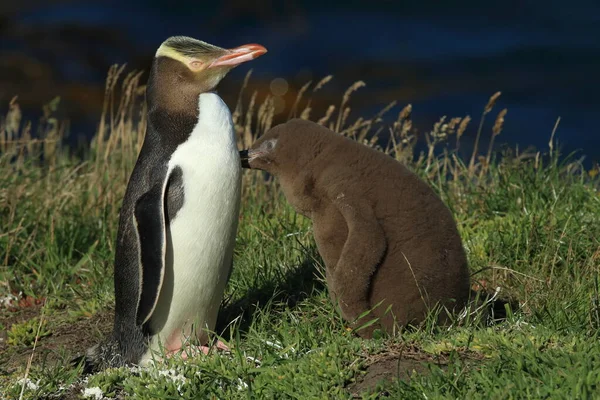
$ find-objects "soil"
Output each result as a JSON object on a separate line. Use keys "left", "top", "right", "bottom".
{"left": 347, "top": 343, "right": 481, "bottom": 397}
{"left": 0, "top": 305, "right": 113, "bottom": 375}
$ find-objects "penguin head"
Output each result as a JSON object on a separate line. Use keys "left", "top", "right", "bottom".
{"left": 149, "top": 36, "right": 267, "bottom": 109}
{"left": 243, "top": 119, "right": 331, "bottom": 175}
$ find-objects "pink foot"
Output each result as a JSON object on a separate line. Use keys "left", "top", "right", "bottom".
{"left": 200, "top": 340, "right": 230, "bottom": 355}
{"left": 166, "top": 340, "right": 230, "bottom": 360}
{"left": 215, "top": 340, "right": 230, "bottom": 352}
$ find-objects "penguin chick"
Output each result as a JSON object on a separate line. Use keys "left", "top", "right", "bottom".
{"left": 241, "top": 119, "right": 471, "bottom": 337}
{"left": 82, "top": 36, "right": 267, "bottom": 372}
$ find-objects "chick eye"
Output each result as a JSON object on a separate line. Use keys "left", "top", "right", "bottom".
{"left": 265, "top": 140, "right": 276, "bottom": 150}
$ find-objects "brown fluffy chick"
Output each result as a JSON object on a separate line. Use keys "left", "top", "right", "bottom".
{"left": 241, "top": 119, "right": 472, "bottom": 337}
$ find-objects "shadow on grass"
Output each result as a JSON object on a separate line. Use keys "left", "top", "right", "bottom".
{"left": 216, "top": 248, "right": 327, "bottom": 338}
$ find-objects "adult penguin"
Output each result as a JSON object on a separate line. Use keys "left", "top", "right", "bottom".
{"left": 84, "top": 36, "right": 267, "bottom": 371}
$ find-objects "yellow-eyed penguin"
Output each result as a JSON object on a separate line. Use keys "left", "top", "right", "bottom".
{"left": 83, "top": 36, "right": 267, "bottom": 371}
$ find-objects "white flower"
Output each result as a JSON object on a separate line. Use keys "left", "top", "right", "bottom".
{"left": 82, "top": 386, "right": 104, "bottom": 399}
{"left": 16, "top": 378, "right": 38, "bottom": 391}
{"left": 0, "top": 293, "right": 17, "bottom": 308}
{"left": 157, "top": 369, "right": 187, "bottom": 392}
{"left": 236, "top": 378, "right": 248, "bottom": 391}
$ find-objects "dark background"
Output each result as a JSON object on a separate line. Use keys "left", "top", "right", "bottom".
{"left": 1, "top": 0, "right": 598, "bottom": 163}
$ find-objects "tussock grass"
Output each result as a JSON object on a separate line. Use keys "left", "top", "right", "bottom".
{"left": 1, "top": 66, "right": 599, "bottom": 399}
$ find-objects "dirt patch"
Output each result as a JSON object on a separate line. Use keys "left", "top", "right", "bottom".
{"left": 347, "top": 343, "right": 482, "bottom": 397}
{"left": 0, "top": 303, "right": 45, "bottom": 371}
{"left": 0, "top": 308, "right": 113, "bottom": 374}
{"left": 354, "top": 356, "right": 432, "bottom": 391}
{"left": 0, "top": 304, "right": 43, "bottom": 344}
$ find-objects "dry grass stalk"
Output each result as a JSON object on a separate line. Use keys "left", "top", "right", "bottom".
{"left": 367, "top": 126, "right": 384, "bottom": 149}
{"left": 317, "top": 105, "right": 336, "bottom": 126}
{"left": 375, "top": 101, "right": 397, "bottom": 120}
{"left": 299, "top": 106, "right": 311, "bottom": 120}
{"left": 0, "top": 97, "right": 22, "bottom": 156}
{"left": 6, "top": 97, "right": 21, "bottom": 146}
{"left": 386, "top": 126, "right": 399, "bottom": 158}
{"left": 355, "top": 101, "right": 396, "bottom": 143}
{"left": 122, "top": 72, "right": 144, "bottom": 163}
{"left": 338, "top": 107, "right": 352, "bottom": 135}
{"left": 337, "top": 93, "right": 391, "bottom": 141}
{"left": 241, "top": 91, "right": 258, "bottom": 148}
{"left": 257, "top": 95, "right": 275, "bottom": 141}
{"left": 548, "top": 116, "right": 561, "bottom": 156}
{"left": 359, "top": 122, "right": 375, "bottom": 143}
{"left": 397, "top": 104, "right": 413, "bottom": 136}
{"left": 400, "top": 121, "right": 413, "bottom": 141}
{"left": 451, "top": 153, "right": 462, "bottom": 182}
{"left": 256, "top": 94, "right": 271, "bottom": 132}
{"left": 103, "top": 70, "right": 143, "bottom": 162}
{"left": 388, "top": 104, "right": 414, "bottom": 162}
{"left": 16, "top": 122, "right": 32, "bottom": 168}
{"left": 492, "top": 109, "right": 507, "bottom": 136}
{"left": 313, "top": 75, "right": 333, "bottom": 92}
{"left": 95, "top": 64, "right": 126, "bottom": 158}
{"left": 345, "top": 117, "right": 363, "bottom": 136}
{"left": 398, "top": 103, "right": 412, "bottom": 121}
{"left": 447, "top": 117, "right": 461, "bottom": 134}
{"left": 469, "top": 92, "right": 501, "bottom": 177}
{"left": 232, "top": 70, "right": 253, "bottom": 128}
{"left": 0, "top": 121, "right": 4, "bottom": 155}
{"left": 335, "top": 81, "right": 365, "bottom": 132}
{"left": 484, "top": 91, "right": 502, "bottom": 114}
{"left": 484, "top": 108, "right": 508, "bottom": 168}
{"left": 456, "top": 115, "right": 471, "bottom": 149}
{"left": 295, "top": 75, "right": 334, "bottom": 123}
{"left": 288, "top": 80, "right": 312, "bottom": 119}
{"left": 341, "top": 117, "right": 365, "bottom": 139}
{"left": 3, "top": 212, "right": 24, "bottom": 267}
{"left": 18, "top": 302, "right": 46, "bottom": 400}
{"left": 426, "top": 116, "right": 447, "bottom": 170}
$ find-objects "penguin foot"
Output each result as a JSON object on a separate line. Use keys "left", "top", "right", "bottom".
{"left": 167, "top": 341, "right": 230, "bottom": 360}
{"left": 202, "top": 340, "right": 230, "bottom": 354}
{"left": 191, "top": 340, "right": 230, "bottom": 356}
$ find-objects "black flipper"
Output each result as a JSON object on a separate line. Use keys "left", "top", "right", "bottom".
{"left": 165, "top": 166, "right": 185, "bottom": 224}
{"left": 134, "top": 181, "right": 168, "bottom": 326}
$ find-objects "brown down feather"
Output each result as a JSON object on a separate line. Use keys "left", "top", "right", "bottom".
{"left": 246, "top": 118, "right": 472, "bottom": 337}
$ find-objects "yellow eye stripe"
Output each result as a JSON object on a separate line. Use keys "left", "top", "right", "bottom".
{"left": 155, "top": 44, "right": 192, "bottom": 65}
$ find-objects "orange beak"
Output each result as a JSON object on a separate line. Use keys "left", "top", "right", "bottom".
{"left": 210, "top": 44, "right": 268, "bottom": 68}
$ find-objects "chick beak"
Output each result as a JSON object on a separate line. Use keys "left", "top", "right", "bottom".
{"left": 239, "top": 150, "right": 250, "bottom": 168}
{"left": 210, "top": 44, "right": 267, "bottom": 68}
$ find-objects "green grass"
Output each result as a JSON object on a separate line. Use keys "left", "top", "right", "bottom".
{"left": 1, "top": 70, "right": 599, "bottom": 399}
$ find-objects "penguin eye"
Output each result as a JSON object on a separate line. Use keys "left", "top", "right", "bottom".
{"left": 189, "top": 60, "right": 204, "bottom": 70}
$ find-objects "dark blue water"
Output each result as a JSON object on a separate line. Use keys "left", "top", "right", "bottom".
{"left": 2, "top": 1, "right": 599, "bottom": 163}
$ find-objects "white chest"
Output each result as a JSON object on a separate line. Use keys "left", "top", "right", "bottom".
{"left": 167, "top": 92, "right": 241, "bottom": 238}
